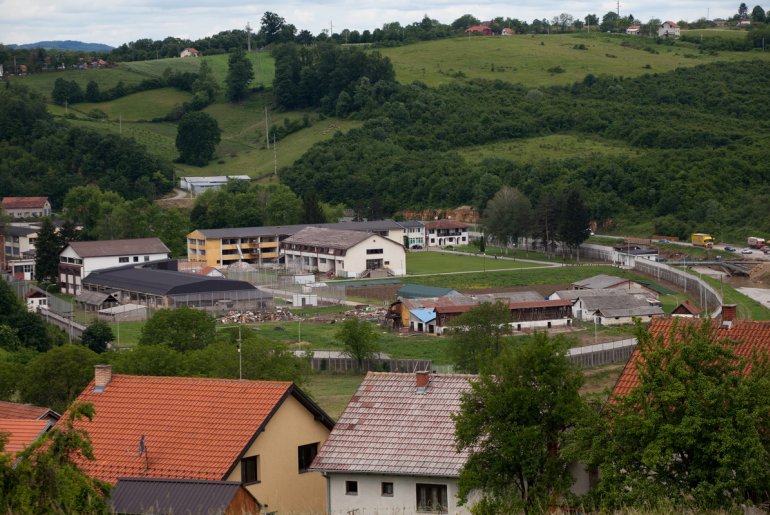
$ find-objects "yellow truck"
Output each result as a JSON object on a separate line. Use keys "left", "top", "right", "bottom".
{"left": 691, "top": 233, "right": 714, "bottom": 248}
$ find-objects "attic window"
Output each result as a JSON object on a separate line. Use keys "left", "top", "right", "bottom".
{"left": 298, "top": 442, "right": 318, "bottom": 472}
{"left": 241, "top": 455, "right": 259, "bottom": 484}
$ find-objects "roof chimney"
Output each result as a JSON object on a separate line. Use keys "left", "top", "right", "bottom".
{"left": 416, "top": 371, "right": 430, "bottom": 393}
{"left": 721, "top": 304, "right": 737, "bottom": 325}
{"left": 94, "top": 364, "right": 112, "bottom": 393}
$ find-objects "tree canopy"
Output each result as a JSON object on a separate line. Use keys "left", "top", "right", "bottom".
{"left": 454, "top": 333, "right": 586, "bottom": 514}
{"left": 139, "top": 306, "right": 216, "bottom": 352}
{"left": 335, "top": 318, "right": 381, "bottom": 368}
{"left": 447, "top": 301, "right": 511, "bottom": 373}
{"left": 577, "top": 320, "right": 770, "bottom": 510}
{"left": 225, "top": 49, "right": 254, "bottom": 102}
{"left": 175, "top": 111, "right": 221, "bottom": 166}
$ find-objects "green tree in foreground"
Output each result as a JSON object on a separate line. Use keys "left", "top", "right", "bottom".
{"left": 577, "top": 320, "right": 770, "bottom": 510}
{"left": 1, "top": 402, "right": 110, "bottom": 513}
{"left": 20, "top": 345, "right": 99, "bottom": 413}
{"left": 175, "top": 111, "right": 221, "bottom": 166}
{"left": 80, "top": 320, "right": 114, "bottom": 353}
{"left": 225, "top": 49, "right": 254, "bottom": 102}
{"left": 454, "top": 333, "right": 585, "bottom": 514}
{"left": 139, "top": 306, "right": 215, "bottom": 352}
{"left": 447, "top": 301, "right": 511, "bottom": 373}
{"left": 335, "top": 318, "right": 380, "bottom": 369}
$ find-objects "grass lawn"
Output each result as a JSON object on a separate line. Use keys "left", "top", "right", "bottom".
{"left": 697, "top": 274, "right": 770, "bottom": 321}
{"left": 304, "top": 372, "right": 364, "bottom": 419}
{"left": 452, "top": 244, "right": 583, "bottom": 263}
{"left": 110, "top": 321, "right": 145, "bottom": 349}
{"left": 378, "top": 33, "right": 770, "bottom": 88}
{"left": 406, "top": 252, "right": 541, "bottom": 274}
{"left": 74, "top": 88, "right": 192, "bottom": 121}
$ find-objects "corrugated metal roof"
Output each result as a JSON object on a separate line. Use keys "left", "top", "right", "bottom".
{"left": 580, "top": 294, "right": 650, "bottom": 312}
{"left": 550, "top": 289, "right": 631, "bottom": 301}
{"left": 410, "top": 308, "right": 436, "bottom": 323}
{"left": 110, "top": 478, "right": 259, "bottom": 515}
{"left": 67, "top": 238, "right": 170, "bottom": 258}
{"left": 397, "top": 284, "right": 460, "bottom": 299}
{"left": 310, "top": 372, "right": 474, "bottom": 478}
{"left": 83, "top": 268, "right": 264, "bottom": 297}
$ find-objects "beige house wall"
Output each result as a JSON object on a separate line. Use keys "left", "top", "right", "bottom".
{"left": 227, "top": 394, "right": 331, "bottom": 514}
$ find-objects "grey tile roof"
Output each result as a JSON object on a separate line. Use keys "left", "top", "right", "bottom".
{"left": 580, "top": 294, "right": 662, "bottom": 318}
{"left": 310, "top": 372, "right": 475, "bottom": 478}
{"left": 67, "top": 238, "right": 170, "bottom": 258}
{"left": 196, "top": 224, "right": 308, "bottom": 239}
{"left": 551, "top": 289, "right": 632, "bottom": 301}
{"left": 283, "top": 227, "right": 372, "bottom": 250}
{"left": 110, "top": 478, "right": 258, "bottom": 515}
{"left": 472, "top": 291, "right": 544, "bottom": 303}
{"left": 572, "top": 274, "right": 628, "bottom": 290}
{"left": 599, "top": 305, "right": 664, "bottom": 317}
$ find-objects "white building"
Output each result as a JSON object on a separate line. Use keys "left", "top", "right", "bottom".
{"left": 1, "top": 197, "right": 51, "bottom": 219}
{"left": 179, "top": 175, "right": 250, "bottom": 196}
{"left": 400, "top": 220, "right": 426, "bottom": 248}
{"left": 573, "top": 294, "right": 663, "bottom": 325}
{"left": 658, "top": 21, "right": 680, "bottom": 37}
{"left": 424, "top": 220, "right": 469, "bottom": 248}
{"left": 282, "top": 227, "right": 406, "bottom": 278}
{"left": 58, "top": 238, "right": 170, "bottom": 295}
{"left": 310, "top": 372, "right": 474, "bottom": 515}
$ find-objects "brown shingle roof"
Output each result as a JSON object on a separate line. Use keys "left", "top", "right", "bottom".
{"left": 283, "top": 227, "right": 372, "bottom": 250}
{"left": 612, "top": 317, "right": 770, "bottom": 398}
{"left": 66, "top": 238, "right": 170, "bottom": 258}
{"left": 0, "top": 400, "right": 59, "bottom": 420}
{"left": 310, "top": 372, "right": 474, "bottom": 477}
{"left": 424, "top": 219, "right": 468, "bottom": 230}
{"left": 1, "top": 197, "right": 49, "bottom": 209}
{"left": 62, "top": 374, "right": 332, "bottom": 484}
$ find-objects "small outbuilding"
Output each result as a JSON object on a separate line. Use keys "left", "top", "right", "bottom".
{"left": 97, "top": 303, "right": 148, "bottom": 322}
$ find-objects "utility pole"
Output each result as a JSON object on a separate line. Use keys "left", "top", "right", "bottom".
{"left": 273, "top": 133, "right": 277, "bottom": 176}
{"left": 246, "top": 22, "right": 252, "bottom": 52}
{"left": 264, "top": 106, "right": 270, "bottom": 149}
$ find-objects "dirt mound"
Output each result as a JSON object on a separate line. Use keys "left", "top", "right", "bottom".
{"left": 749, "top": 262, "right": 770, "bottom": 285}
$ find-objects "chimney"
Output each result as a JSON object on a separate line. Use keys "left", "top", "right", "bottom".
{"left": 721, "top": 304, "right": 737, "bottom": 325}
{"left": 416, "top": 371, "right": 430, "bottom": 393}
{"left": 94, "top": 364, "right": 112, "bottom": 393}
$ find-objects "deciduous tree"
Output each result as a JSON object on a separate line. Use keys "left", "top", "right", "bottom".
{"left": 175, "top": 111, "right": 221, "bottom": 166}
{"left": 335, "top": 318, "right": 380, "bottom": 369}
{"left": 139, "top": 306, "right": 216, "bottom": 352}
{"left": 20, "top": 345, "right": 99, "bottom": 413}
{"left": 225, "top": 49, "right": 254, "bottom": 101}
{"left": 578, "top": 320, "right": 770, "bottom": 510}
{"left": 483, "top": 186, "right": 533, "bottom": 253}
{"left": 80, "top": 320, "right": 113, "bottom": 353}
{"left": 454, "top": 333, "right": 585, "bottom": 514}
{"left": 447, "top": 301, "right": 511, "bottom": 373}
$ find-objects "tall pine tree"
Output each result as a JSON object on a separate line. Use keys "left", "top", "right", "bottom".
{"left": 34, "top": 218, "right": 61, "bottom": 284}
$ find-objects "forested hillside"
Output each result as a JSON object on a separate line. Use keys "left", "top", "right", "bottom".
{"left": 281, "top": 60, "right": 770, "bottom": 240}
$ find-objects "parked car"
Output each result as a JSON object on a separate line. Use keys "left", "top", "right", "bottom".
{"left": 741, "top": 248, "right": 753, "bottom": 254}
{"left": 410, "top": 244, "right": 423, "bottom": 250}
{"left": 725, "top": 246, "right": 736, "bottom": 252}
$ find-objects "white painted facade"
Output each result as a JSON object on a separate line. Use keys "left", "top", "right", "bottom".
{"left": 658, "top": 21, "right": 680, "bottom": 37}
{"left": 283, "top": 234, "right": 406, "bottom": 278}
{"left": 58, "top": 246, "right": 169, "bottom": 295}
{"left": 26, "top": 294, "right": 48, "bottom": 312}
{"left": 326, "top": 473, "right": 470, "bottom": 515}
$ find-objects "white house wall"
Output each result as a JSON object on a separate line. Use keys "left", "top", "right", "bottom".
{"left": 327, "top": 473, "right": 470, "bottom": 515}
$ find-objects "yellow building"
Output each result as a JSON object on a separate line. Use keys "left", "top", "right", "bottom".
{"left": 65, "top": 365, "right": 334, "bottom": 514}
{"left": 187, "top": 226, "right": 305, "bottom": 267}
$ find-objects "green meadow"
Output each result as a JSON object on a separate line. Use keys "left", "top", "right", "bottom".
{"left": 406, "top": 251, "right": 541, "bottom": 274}
{"left": 378, "top": 32, "right": 770, "bottom": 88}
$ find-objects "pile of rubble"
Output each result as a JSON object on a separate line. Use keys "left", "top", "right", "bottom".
{"left": 218, "top": 305, "right": 390, "bottom": 325}
{"left": 218, "top": 309, "right": 298, "bottom": 324}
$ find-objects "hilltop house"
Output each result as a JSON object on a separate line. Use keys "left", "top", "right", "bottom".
{"left": 61, "top": 365, "right": 334, "bottom": 514}
{"left": 58, "top": 237, "right": 170, "bottom": 295}
{"left": 180, "top": 47, "right": 200, "bottom": 57}
{"left": 1, "top": 197, "right": 51, "bottom": 219}
{"left": 465, "top": 25, "right": 493, "bottom": 35}
{"left": 658, "top": 21, "right": 680, "bottom": 37}
{"left": 310, "top": 372, "right": 475, "bottom": 515}
{"left": 626, "top": 25, "right": 641, "bottom": 35}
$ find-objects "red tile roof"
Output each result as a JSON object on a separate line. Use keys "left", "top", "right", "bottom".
{"left": 0, "top": 400, "right": 59, "bottom": 420}
{"left": 671, "top": 300, "right": 702, "bottom": 315}
{"left": 0, "top": 419, "right": 50, "bottom": 453}
{"left": 1, "top": 197, "right": 49, "bottom": 209}
{"left": 310, "top": 372, "right": 474, "bottom": 477}
{"left": 612, "top": 317, "right": 770, "bottom": 397}
{"left": 424, "top": 219, "right": 469, "bottom": 230}
{"left": 62, "top": 374, "right": 331, "bottom": 484}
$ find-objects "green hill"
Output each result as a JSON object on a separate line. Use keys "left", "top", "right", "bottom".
{"left": 378, "top": 32, "right": 770, "bottom": 87}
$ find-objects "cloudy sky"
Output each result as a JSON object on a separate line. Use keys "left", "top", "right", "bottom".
{"left": 1, "top": 0, "right": 742, "bottom": 47}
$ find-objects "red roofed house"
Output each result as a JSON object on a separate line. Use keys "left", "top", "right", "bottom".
{"left": 424, "top": 219, "right": 468, "bottom": 248}
{"left": 658, "top": 21, "right": 680, "bottom": 37}
{"left": 180, "top": 47, "right": 200, "bottom": 58}
{"left": 311, "top": 371, "right": 475, "bottom": 514}
{"left": 501, "top": 27, "right": 514, "bottom": 36}
{"left": 1, "top": 197, "right": 51, "bottom": 218}
{"left": 62, "top": 365, "right": 334, "bottom": 514}
{"left": 626, "top": 25, "right": 641, "bottom": 35}
{"left": 612, "top": 305, "right": 766, "bottom": 397}
{"left": 465, "top": 25, "right": 493, "bottom": 35}
{"left": 0, "top": 419, "right": 53, "bottom": 454}
{"left": 671, "top": 299, "right": 702, "bottom": 318}
{"left": 0, "top": 399, "right": 60, "bottom": 423}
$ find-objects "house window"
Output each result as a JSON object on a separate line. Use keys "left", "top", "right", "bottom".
{"left": 133, "top": 256, "right": 139, "bottom": 262}
{"left": 241, "top": 455, "right": 259, "bottom": 484}
{"left": 118, "top": 257, "right": 129, "bottom": 263}
{"left": 416, "top": 483, "right": 447, "bottom": 513}
{"left": 345, "top": 480, "right": 358, "bottom": 495}
{"left": 366, "top": 248, "right": 384, "bottom": 255}
{"left": 144, "top": 256, "right": 150, "bottom": 261}
{"left": 382, "top": 482, "right": 394, "bottom": 497}
{"left": 298, "top": 442, "right": 318, "bottom": 472}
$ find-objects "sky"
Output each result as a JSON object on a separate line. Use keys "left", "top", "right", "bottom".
{"left": 0, "top": 0, "right": 743, "bottom": 47}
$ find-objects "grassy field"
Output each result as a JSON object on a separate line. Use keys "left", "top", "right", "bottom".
{"left": 696, "top": 274, "right": 770, "bottom": 321}
{"left": 406, "top": 251, "right": 541, "bottom": 274}
{"left": 74, "top": 88, "right": 192, "bottom": 121}
{"left": 378, "top": 33, "right": 770, "bottom": 88}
